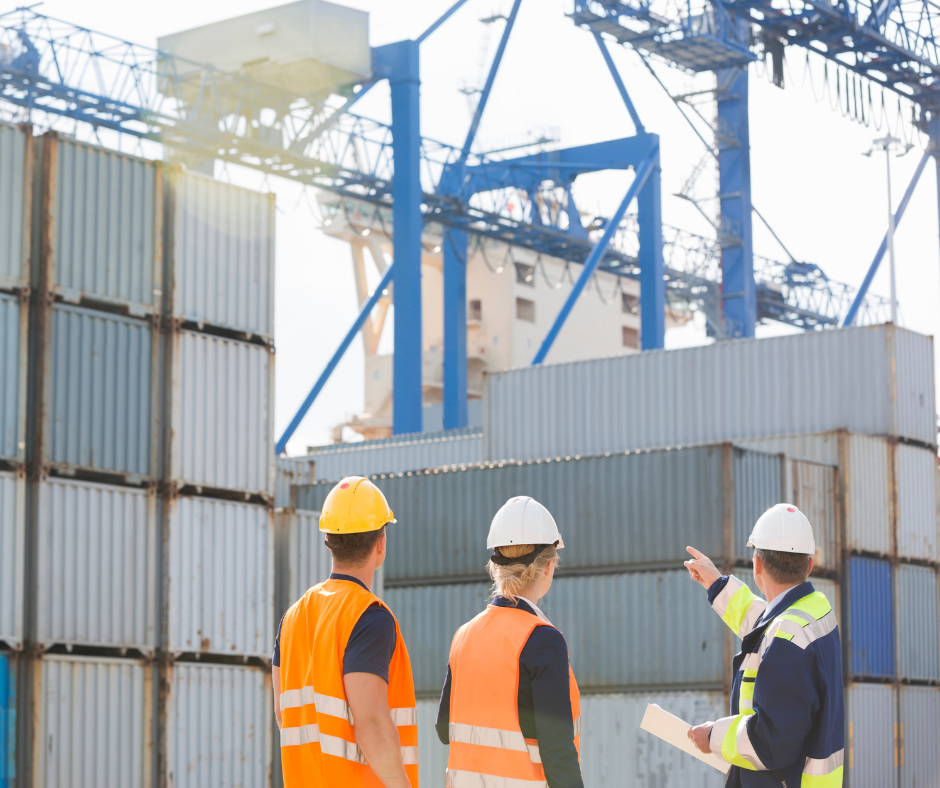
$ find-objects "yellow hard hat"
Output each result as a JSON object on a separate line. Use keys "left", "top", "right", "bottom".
{"left": 319, "top": 476, "right": 396, "bottom": 534}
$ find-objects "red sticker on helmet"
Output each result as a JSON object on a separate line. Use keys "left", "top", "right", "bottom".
{"left": 340, "top": 483, "right": 350, "bottom": 489}
{"left": 787, "top": 507, "right": 795, "bottom": 512}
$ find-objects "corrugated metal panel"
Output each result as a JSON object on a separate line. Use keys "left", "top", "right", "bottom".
{"left": 45, "top": 304, "right": 155, "bottom": 478}
{"left": 734, "top": 432, "right": 841, "bottom": 465}
{"left": 167, "top": 168, "right": 274, "bottom": 339}
{"left": 896, "top": 564, "right": 939, "bottom": 681}
{"left": 484, "top": 325, "right": 936, "bottom": 460}
{"left": 844, "top": 434, "right": 892, "bottom": 555}
{"left": 581, "top": 691, "right": 728, "bottom": 788}
{"left": 0, "top": 122, "right": 29, "bottom": 291}
{"left": 275, "top": 456, "right": 315, "bottom": 508}
{"left": 388, "top": 570, "right": 726, "bottom": 695}
{"left": 49, "top": 136, "right": 160, "bottom": 316}
{"left": 892, "top": 327, "right": 937, "bottom": 446}
{"left": 0, "top": 472, "right": 25, "bottom": 649}
{"left": 169, "top": 330, "right": 274, "bottom": 495}
{"left": 792, "top": 460, "right": 839, "bottom": 570}
{"left": 422, "top": 401, "right": 483, "bottom": 433}
{"left": 34, "top": 655, "right": 152, "bottom": 788}
{"left": 274, "top": 509, "right": 330, "bottom": 618}
{"left": 165, "top": 496, "right": 273, "bottom": 657}
{"left": 417, "top": 691, "right": 728, "bottom": 788}
{"left": 846, "top": 683, "right": 898, "bottom": 788}
{"left": 164, "top": 662, "right": 271, "bottom": 788}
{"left": 847, "top": 557, "right": 895, "bottom": 678}
{"left": 733, "top": 448, "right": 782, "bottom": 554}
{"left": 0, "top": 653, "right": 16, "bottom": 787}
{"left": 895, "top": 445, "right": 939, "bottom": 561}
{"left": 308, "top": 428, "right": 484, "bottom": 481}
{"left": 299, "top": 446, "right": 727, "bottom": 582}
{"left": 35, "top": 478, "right": 156, "bottom": 652}
{"left": 899, "top": 685, "right": 940, "bottom": 788}
{"left": 0, "top": 293, "right": 27, "bottom": 463}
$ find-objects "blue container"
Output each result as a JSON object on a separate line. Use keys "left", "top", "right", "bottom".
{"left": 0, "top": 653, "right": 15, "bottom": 787}
{"left": 847, "top": 557, "right": 895, "bottom": 678}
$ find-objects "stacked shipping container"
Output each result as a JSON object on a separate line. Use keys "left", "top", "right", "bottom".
{"left": 0, "top": 128, "right": 277, "bottom": 785}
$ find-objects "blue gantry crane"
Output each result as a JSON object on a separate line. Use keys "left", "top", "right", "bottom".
{"left": 0, "top": 3, "right": 894, "bottom": 449}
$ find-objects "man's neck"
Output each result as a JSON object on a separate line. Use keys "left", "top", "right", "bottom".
{"left": 332, "top": 561, "right": 375, "bottom": 591}
{"left": 764, "top": 581, "right": 800, "bottom": 607}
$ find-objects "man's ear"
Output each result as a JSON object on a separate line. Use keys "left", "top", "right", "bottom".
{"left": 807, "top": 555, "right": 814, "bottom": 577}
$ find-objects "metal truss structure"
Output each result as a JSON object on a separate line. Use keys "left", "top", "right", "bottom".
{"left": 0, "top": 4, "right": 896, "bottom": 445}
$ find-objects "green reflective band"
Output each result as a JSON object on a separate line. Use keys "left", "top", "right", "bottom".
{"left": 743, "top": 669, "right": 758, "bottom": 679}
{"left": 801, "top": 766, "right": 844, "bottom": 787}
{"left": 740, "top": 681, "right": 755, "bottom": 701}
{"left": 780, "top": 614, "right": 811, "bottom": 627}
{"left": 721, "top": 716, "right": 758, "bottom": 770}
{"left": 722, "top": 584, "right": 757, "bottom": 635}
{"left": 789, "top": 592, "right": 831, "bottom": 621}
{"left": 775, "top": 630, "right": 795, "bottom": 641}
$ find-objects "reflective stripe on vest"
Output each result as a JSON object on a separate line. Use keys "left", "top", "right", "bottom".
{"left": 802, "top": 750, "right": 844, "bottom": 787}
{"left": 278, "top": 579, "right": 419, "bottom": 788}
{"left": 446, "top": 605, "right": 580, "bottom": 786}
{"left": 712, "top": 576, "right": 767, "bottom": 638}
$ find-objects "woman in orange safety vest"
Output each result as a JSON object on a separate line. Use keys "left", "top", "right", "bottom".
{"left": 436, "top": 496, "right": 582, "bottom": 788}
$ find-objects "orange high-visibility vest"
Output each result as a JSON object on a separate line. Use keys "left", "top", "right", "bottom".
{"left": 446, "top": 605, "right": 581, "bottom": 788}
{"left": 278, "top": 578, "right": 418, "bottom": 788}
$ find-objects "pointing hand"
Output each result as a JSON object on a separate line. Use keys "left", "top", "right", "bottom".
{"left": 684, "top": 546, "right": 721, "bottom": 589}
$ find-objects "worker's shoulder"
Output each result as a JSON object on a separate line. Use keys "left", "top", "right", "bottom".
{"left": 522, "top": 622, "right": 570, "bottom": 659}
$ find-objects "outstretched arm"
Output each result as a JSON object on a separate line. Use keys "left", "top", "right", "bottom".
{"left": 685, "top": 546, "right": 767, "bottom": 638}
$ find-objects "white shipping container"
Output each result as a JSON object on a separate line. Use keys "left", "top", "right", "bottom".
{"left": 33, "top": 655, "right": 152, "bottom": 788}
{"left": 900, "top": 686, "right": 940, "bottom": 788}
{"left": 35, "top": 478, "right": 157, "bottom": 653}
{"left": 275, "top": 509, "right": 330, "bottom": 618}
{"left": 164, "top": 662, "right": 271, "bottom": 788}
{"left": 416, "top": 692, "right": 727, "bottom": 788}
{"left": 846, "top": 683, "right": 898, "bottom": 788}
{"left": 485, "top": 325, "right": 936, "bottom": 461}
{"left": 169, "top": 330, "right": 274, "bottom": 496}
{"left": 165, "top": 496, "right": 274, "bottom": 658}
{"left": 0, "top": 121, "right": 31, "bottom": 290}
{"left": 895, "top": 444, "right": 939, "bottom": 561}
{"left": 844, "top": 434, "right": 892, "bottom": 555}
{"left": 166, "top": 169, "right": 275, "bottom": 340}
{"left": 0, "top": 292, "right": 28, "bottom": 464}
{"left": 0, "top": 470, "right": 25, "bottom": 649}
{"left": 275, "top": 456, "right": 315, "bottom": 508}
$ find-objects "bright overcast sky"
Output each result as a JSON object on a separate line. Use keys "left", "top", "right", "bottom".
{"left": 13, "top": 0, "right": 940, "bottom": 454}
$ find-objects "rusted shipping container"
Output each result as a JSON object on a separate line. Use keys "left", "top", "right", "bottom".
{"left": 0, "top": 121, "right": 32, "bottom": 291}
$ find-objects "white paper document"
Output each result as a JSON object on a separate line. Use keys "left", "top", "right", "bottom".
{"left": 640, "top": 703, "right": 732, "bottom": 774}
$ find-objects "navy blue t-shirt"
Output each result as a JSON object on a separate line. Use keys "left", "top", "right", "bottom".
{"left": 272, "top": 574, "right": 397, "bottom": 682}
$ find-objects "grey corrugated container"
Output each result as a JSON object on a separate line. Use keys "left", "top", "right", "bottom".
{"left": 485, "top": 324, "right": 936, "bottom": 460}
{"left": 166, "top": 168, "right": 274, "bottom": 340}
{"left": 732, "top": 448, "right": 782, "bottom": 551}
{"left": 168, "top": 330, "right": 274, "bottom": 496}
{"left": 846, "top": 683, "right": 898, "bottom": 788}
{"left": 33, "top": 655, "right": 152, "bottom": 788}
{"left": 0, "top": 292, "right": 27, "bottom": 462}
{"left": 275, "top": 509, "right": 331, "bottom": 618}
{"left": 45, "top": 134, "right": 161, "bottom": 317}
{"left": 387, "top": 570, "right": 726, "bottom": 696}
{"left": 895, "top": 444, "right": 939, "bottom": 561}
{"left": 0, "top": 122, "right": 31, "bottom": 291}
{"left": 43, "top": 304, "right": 157, "bottom": 479}
{"left": 844, "top": 434, "right": 892, "bottom": 555}
{"left": 299, "top": 446, "right": 729, "bottom": 582}
{"left": 308, "top": 428, "right": 484, "bottom": 482}
{"left": 422, "top": 400, "right": 483, "bottom": 433}
{"left": 735, "top": 431, "right": 841, "bottom": 466}
{"left": 275, "top": 456, "right": 315, "bottom": 508}
{"left": 0, "top": 470, "right": 25, "bottom": 649}
{"left": 163, "top": 662, "right": 271, "bottom": 788}
{"left": 791, "top": 459, "right": 840, "bottom": 570}
{"left": 900, "top": 686, "right": 940, "bottom": 788}
{"left": 165, "top": 496, "right": 274, "bottom": 657}
{"left": 415, "top": 691, "right": 727, "bottom": 788}
{"left": 35, "top": 478, "right": 156, "bottom": 653}
{"left": 896, "top": 564, "right": 940, "bottom": 681}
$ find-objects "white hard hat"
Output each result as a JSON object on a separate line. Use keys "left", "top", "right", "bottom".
{"left": 747, "top": 503, "right": 816, "bottom": 555}
{"left": 487, "top": 496, "right": 564, "bottom": 550}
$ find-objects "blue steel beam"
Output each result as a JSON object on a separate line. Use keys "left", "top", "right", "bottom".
{"left": 637, "top": 144, "right": 665, "bottom": 348}
{"left": 593, "top": 32, "right": 645, "bottom": 134}
{"left": 532, "top": 146, "right": 659, "bottom": 364}
{"left": 375, "top": 41, "right": 424, "bottom": 435}
{"left": 443, "top": 228, "right": 469, "bottom": 429}
{"left": 276, "top": 264, "right": 395, "bottom": 454}
{"left": 716, "top": 54, "right": 755, "bottom": 338}
{"left": 416, "top": 0, "right": 473, "bottom": 44}
{"left": 842, "top": 149, "right": 931, "bottom": 326}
